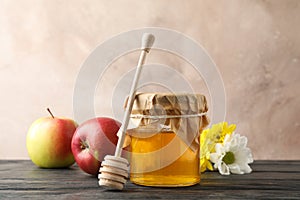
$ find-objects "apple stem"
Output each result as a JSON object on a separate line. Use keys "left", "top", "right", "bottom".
{"left": 47, "top": 108, "right": 55, "bottom": 119}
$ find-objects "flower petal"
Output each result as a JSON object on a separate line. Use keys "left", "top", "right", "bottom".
{"left": 240, "top": 163, "right": 252, "bottom": 174}
{"left": 207, "top": 161, "right": 214, "bottom": 171}
{"left": 214, "top": 143, "right": 224, "bottom": 154}
{"left": 210, "top": 153, "right": 220, "bottom": 164}
{"left": 218, "top": 162, "right": 230, "bottom": 175}
{"left": 229, "top": 163, "right": 243, "bottom": 174}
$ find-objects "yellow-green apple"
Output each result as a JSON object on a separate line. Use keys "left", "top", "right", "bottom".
{"left": 26, "top": 108, "right": 77, "bottom": 168}
{"left": 71, "top": 117, "right": 121, "bottom": 176}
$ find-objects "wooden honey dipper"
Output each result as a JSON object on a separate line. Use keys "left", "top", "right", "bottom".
{"left": 98, "top": 33, "right": 155, "bottom": 190}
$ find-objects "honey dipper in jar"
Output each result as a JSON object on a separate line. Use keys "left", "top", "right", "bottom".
{"left": 98, "top": 33, "right": 155, "bottom": 190}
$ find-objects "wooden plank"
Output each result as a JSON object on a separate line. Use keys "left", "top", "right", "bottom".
{"left": 1, "top": 187, "right": 299, "bottom": 199}
{"left": 251, "top": 160, "right": 300, "bottom": 172}
{"left": 0, "top": 160, "right": 299, "bottom": 199}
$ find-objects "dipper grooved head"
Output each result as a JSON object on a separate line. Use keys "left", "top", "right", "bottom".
{"left": 98, "top": 155, "right": 129, "bottom": 190}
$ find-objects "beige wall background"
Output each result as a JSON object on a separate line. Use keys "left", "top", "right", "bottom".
{"left": 0, "top": 0, "right": 299, "bottom": 160}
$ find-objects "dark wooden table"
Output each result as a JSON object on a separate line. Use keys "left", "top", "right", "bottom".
{"left": 0, "top": 160, "right": 299, "bottom": 199}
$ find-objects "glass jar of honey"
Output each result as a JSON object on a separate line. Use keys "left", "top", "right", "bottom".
{"left": 124, "top": 93, "right": 209, "bottom": 187}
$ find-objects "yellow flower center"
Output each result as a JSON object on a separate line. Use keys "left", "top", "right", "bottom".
{"left": 222, "top": 151, "right": 235, "bottom": 164}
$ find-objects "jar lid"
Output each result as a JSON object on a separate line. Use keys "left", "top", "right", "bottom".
{"left": 130, "top": 93, "right": 208, "bottom": 116}
{"left": 126, "top": 93, "right": 209, "bottom": 152}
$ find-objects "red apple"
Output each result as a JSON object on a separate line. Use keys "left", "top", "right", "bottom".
{"left": 26, "top": 108, "right": 77, "bottom": 168}
{"left": 71, "top": 117, "right": 121, "bottom": 175}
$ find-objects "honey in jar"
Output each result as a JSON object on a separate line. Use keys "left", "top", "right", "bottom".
{"left": 125, "top": 93, "right": 209, "bottom": 187}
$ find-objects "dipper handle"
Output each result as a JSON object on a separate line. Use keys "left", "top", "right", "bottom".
{"left": 141, "top": 33, "right": 155, "bottom": 52}
{"left": 114, "top": 33, "right": 155, "bottom": 157}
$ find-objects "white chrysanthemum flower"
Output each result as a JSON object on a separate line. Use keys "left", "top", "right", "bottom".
{"left": 210, "top": 133, "right": 253, "bottom": 175}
